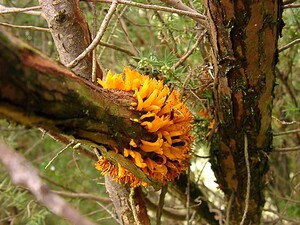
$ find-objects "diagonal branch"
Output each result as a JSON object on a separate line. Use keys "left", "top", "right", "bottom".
{"left": 0, "top": 141, "right": 97, "bottom": 225}
{"left": 0, "top": 28, "right": 160, "bottom": 189}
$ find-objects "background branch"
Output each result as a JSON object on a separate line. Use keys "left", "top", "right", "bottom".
{"left": 0, "top": 141, "right": 97, "bottom": 225}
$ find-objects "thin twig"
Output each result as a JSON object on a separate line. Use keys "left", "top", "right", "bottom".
{"left": 93, "top": 147, "right": 101, "bottom": 160}
{"left": 92, "top": 2, "right": 97, "bottom": 82}
{"left": 151, "top": 4, "right": 178, "bottom": 54}
{"left": 156, "top": 185, "right": 168, "bottom": 225}
{"left": 171, "top": 32, "right": 205, "bottom": 70}
{"left": 158, "top": 0, "right": 206, "bottom": 25}
{"left": 272, "top": 116, "right": 300, "bottom": 125}
{"left": 283, "top": 3, "right": 300, "bottom": 8}
{"left": 129, "top": 188, "right": 142, "bottom": 225}
{"left": 0, "top": 5, "right": 41, "bottom": 15}
{"left": 283, "top": 0, "right": 298, "bottom": 5}
{"left": 96, "top": 201, "right": 120, "bottom": 223}
{"left": 99, "top": 40, "right": 136, "bottom": 56}
{"left": 67, "top": 0, "right": 118, "bottom": 68}
{"left": 240, "top": 134, "right": 250, "bottom": 225}
{"left": 225, "top": 192, "right": 234, "bottom": 225}
{"left": 45, "top": 141, "right": 74, "bottom": 169}
{"left": 0, "top": 22, "right": 49, "bottom": 32}
{"left": 186, "top": 166, "right": 190, "bottom": 225}
{"left": 98, "top": 6, "right": 128, "bottom": 60}
{"left": 263, "top": 208, "right": 300, "bottom": 224}
{"left": 273, "top": 129, "right": 300, "bottom": 136}
{"left": 53, "top": 190, "right": 111, "bottom": 203}
{"left": 85, "top": 0, "right": 206, "bottom": 21}
{"left": 273, "top": 146, "right": 300, "bottom": 152}
{"left": 279, "top": 37, "right": 300, "bottom": 52}
{"left": 116, "top": 10, "right": 139, "bottom": 55}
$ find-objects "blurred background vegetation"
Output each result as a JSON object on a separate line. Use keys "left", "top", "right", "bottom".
{"left": 0, "top": 0, "right": 299, "bottom": 224}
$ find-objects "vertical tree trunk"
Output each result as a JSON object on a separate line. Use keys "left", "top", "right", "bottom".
{"left": 39, "top": 0, "right": 103, "bottom": 79}
{"left": 204, "top": 1, "right": 280, "bottom": 224}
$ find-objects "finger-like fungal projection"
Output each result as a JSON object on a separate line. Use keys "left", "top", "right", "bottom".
{"left": 95, "top": 67, "right": 194, "bottom": 187}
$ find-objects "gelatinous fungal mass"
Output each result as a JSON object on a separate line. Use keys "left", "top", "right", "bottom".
{"left": 95, "top": 67, "right": 194, "bottom": 187}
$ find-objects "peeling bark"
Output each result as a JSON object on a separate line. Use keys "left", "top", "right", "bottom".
{"left": 204, "top": 0, "right": 280, "bottom": 224}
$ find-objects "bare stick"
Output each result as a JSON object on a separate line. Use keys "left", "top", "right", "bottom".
{"left": 283, "top": 3, "right": 300, "bottom": 8}
{"left": 0, "top": 5, "right": 41, "bottom": 15}
{"left": 92, "top": 2, "right": 98, "bottom": 82}
{"left": 171, "top": 33, "right": 205, "bottom": 70}
{"left": 158, "top": 0, "right": 206, "bottom": 25}
{"left": 67, "top": 0, "right": 118, "bottom": 68}
{"left": 273, "top": 146, "right": 300, "bottom": 152}
{"left": 279, "top": 37, "right": 300, "bottom": 52}
{"left": 240, "top": 134, "right": 250, "bottom": 225}
{"left": 0, "top": 22, "right": 49, "bottom": 32}
{"left": 156, "top": 185, "right": 168, "bottom": 225}
{"left": 283, "top": 0, "right": 298, "bottom": 5}
{"left": 272, "top": 116, "right": 300, "bottom": 125}
{"left": 99, "top": 40, "right": 136, "bottom": 56}
{"left": 225, "top": 192, "right": 234, "bottom": 225}
{"left": 53, "top": 190, "right": 111, "bottom": 203}
{"left": 45, "top": 141, "right": 74, "bottom": 169}
{"left": 0, "top": 141, "right": 97, "bottom": 225}
{"left": 86, "top": 0, "right": 206, "bottom": 22}
{"left": 273, "top": 129, "right": 300, "bottom": 136}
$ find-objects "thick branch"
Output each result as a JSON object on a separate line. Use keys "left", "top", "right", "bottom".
{"left": 0, "top": 29, "right": 160, "bottom": 188}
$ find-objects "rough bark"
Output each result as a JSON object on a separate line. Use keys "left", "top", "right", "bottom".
{"left": 204, "top": 0, "right": 280, "bottom": 224}
{"left": 39, "top": 0, "right": 103, "bottom": 80}
{"left": 0, "top": 27, "right": 221, "bottom": 224}
{"left": 0, "top": 28, "right": 159, "bottom": 189}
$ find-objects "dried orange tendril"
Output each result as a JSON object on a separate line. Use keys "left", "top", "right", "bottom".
{"left": 96, "top": 67, "right": 194, "bottom": 187}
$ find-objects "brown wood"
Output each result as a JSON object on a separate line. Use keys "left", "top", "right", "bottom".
{"left": 40, "top": 0, "right": 103, "bottom": 80}
{"left": 0, "top": 28, "right": 160, "bottom": 187}
{"left": 204, "top": 0, "right": 280, "bottom": 224}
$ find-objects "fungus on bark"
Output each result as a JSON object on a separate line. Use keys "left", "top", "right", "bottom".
{"left": 95, "top": 67, "right": 194, "bottom": 187}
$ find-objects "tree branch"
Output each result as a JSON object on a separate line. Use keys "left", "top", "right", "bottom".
{"left": 39, "top": 0, "right": 103, "bottom": 79}
{"left": 0, "top": 4, "right": 41, "bottom": 16}
{"left": 0, "top": 28, "right": 160, "bottom": 189}
{"left": 0, "top": 141, "right": 97, "bottom": 225}
{"left": 84, "top": 0, "right": 206, "bottom": 23}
